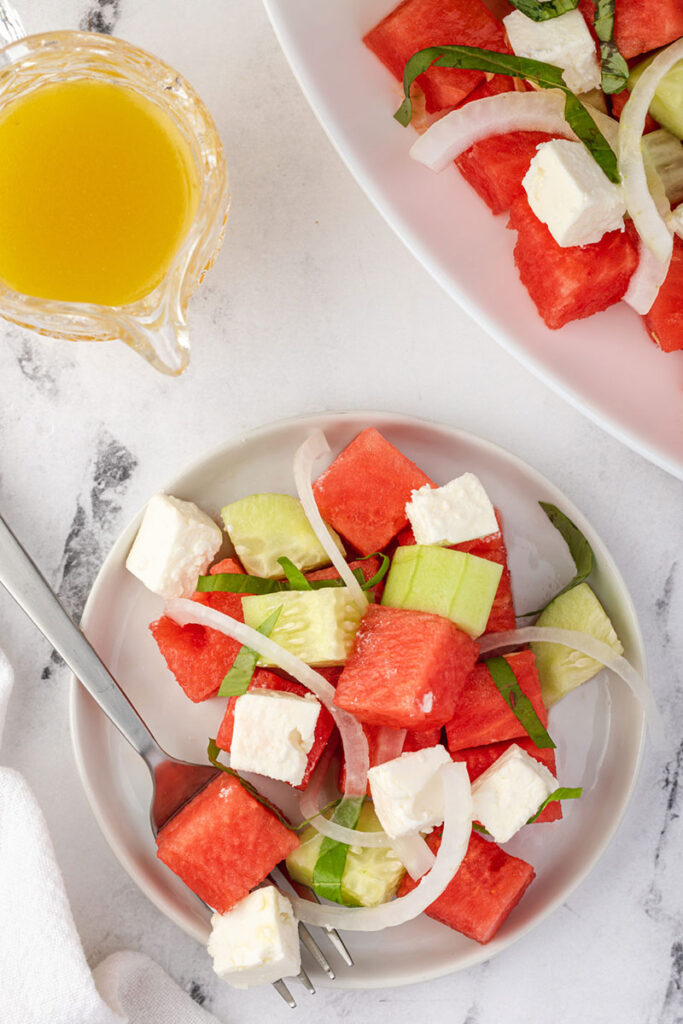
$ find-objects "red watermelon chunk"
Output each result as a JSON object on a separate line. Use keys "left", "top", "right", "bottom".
{"left": 150, "top": 590, "right": 244, "bottom": 703}
{"left": 445, "top": 649, "right": 547, "bottom": 750}
{"left": 216, "top": 669, "right": 335, "bottom": 791}
{"left": 580, "top": 0, "right": 683, "bottom": 59}
{"left": 397, "top": 509, "right": 516, "bottom": 633}
{"left": 156, "top": 773, "right": 299, "bottom": 914}
{"left": 397, "top": 830, "right": 535, "bottom": 943}
{"left": 403, "top": 725, "right": 443, "bottom": 751}
{"left": 455, "top": 131, "right": 558, "bottom": 216}
{"left": 644, "top": 234, "right": 683, "bottom": 353}
{"left": 313, "top": 428, "right": 434, "bottom": 555}
{"left": 364, "top": 0, "right": 510, "bottom": 114}
{"left": 508, "top": 196, "right": 639, "bottom": 329}
{"left": 451, "top": 737, "right": 561, "bottom": 822}
{"left": 334, "top": 604, "right": 479, "bottom": 729}
{"left": 209, "top": 556, "right": 245, "bottom": 575}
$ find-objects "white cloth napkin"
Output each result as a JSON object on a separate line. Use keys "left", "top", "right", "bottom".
{"left": 0, "top": 647, "right": 221, "bottom": 1024}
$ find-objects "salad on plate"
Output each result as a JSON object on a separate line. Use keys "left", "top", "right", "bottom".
{"left": 123, "top": 424, "right": 651, "bottom": 991}
{"left": 363, "top": 0, "right": 683, "bottom": 351}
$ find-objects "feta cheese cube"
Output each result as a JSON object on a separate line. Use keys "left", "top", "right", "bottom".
{"left": 368, "top": 745, "right": 451, "bottom": 839}
{"left": 503, "top": 9, "right": 601, "bottom": 95}
{"left": 471, "top": 743, "right": 557, "bottom": 844}
{"left": 230, "top": 690, "right": 321, "bottom": 785}
{"left": 522, "top": 139, "right": 626, "bottom": 247}
{"left": 125, "top": 494, "right": 222, "bottom": 599}
{"left": 208, "top": 886, "right": 300, "bottom": 988}
{"left": 406, "top": 473, "right": 498, "bottom": 546}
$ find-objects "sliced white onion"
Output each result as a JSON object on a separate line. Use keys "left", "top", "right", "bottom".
{"left": 289, "top": 762, "right": 472, "bottom": 932}
{"left": 166, "top": 598, "right": 369, "bottom": 795}
{"left": 669, "top": 204, "right": 683, "bottom": 240}
{"left": 374, "top": 727, "right": 407, "bottom": 766}
{"left": 617, "top": 40, "right": 683, "bottom": 312}
{"left": 391, "top": 835, "right": 436, "bottom": 880}
{"left": 293, "top": 430, "right": 367, "bottom": 612}
{"left": 410, "top": 90, "right": 575, "bottom": 172}
{"left": 304, "top": 812, "right": 395, "bottom": 848}
{"left": 478, "top": 626, "right": 660, "bottom": 736}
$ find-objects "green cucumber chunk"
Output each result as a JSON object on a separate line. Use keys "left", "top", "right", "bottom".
{"left": 286, "top": 803, "right": 406, "bottom": 907}
{"left": 628, "top": 55, "right": 683, "bottom": 140}
{"left": 382, "top": 544, "right": 502, "bottom": 637}
{"left": 220, "top": 493, "right": 344, "bottom": 578}
{"left": 241, "top": 588, "right": 363, "bottom": 666}
{"left": 531, "top": 582, "right": 623, "bottom": 706}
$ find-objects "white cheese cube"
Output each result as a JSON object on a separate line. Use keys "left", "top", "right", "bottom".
{"left": 522, "top": 139, "right": 626, "bottom": 247}
{"left": 503, "top": 9, "right": 601, "bottom": 94}
{"left": 471, "top": 743, "right": 557, "bottom": 844}
{"left": 406, "top": 473, "right": 498, "bottom": 546}
{"left": 230, "top": 690, "right": 321, "bottom": 786}
{"left": 368, "top": 745, "right": 451, "bottom": 839}
{"left": 208, "top": 886, "right": 300, "bottom": 988}
{"left": 125, "top": 494, "right": 222, "bottom": 599}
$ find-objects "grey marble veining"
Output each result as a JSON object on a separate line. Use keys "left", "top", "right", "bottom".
{"left": 0, "top": 2, "right": 682, "bottom": 1022}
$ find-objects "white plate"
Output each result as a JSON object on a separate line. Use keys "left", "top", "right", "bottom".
{"left": 70, "top": 411, "right": 647, "bottom": 989}
{"left": 262, "top": 0, "right": 683, "bottom": 481}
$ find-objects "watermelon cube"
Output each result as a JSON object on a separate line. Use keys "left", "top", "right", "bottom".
{"left": 445, "top": 649, "right": 548, "bottom": 750}
{"left": 644, "top": 234, "right": 683, "bottom": 353}
{"left": 216, "top": 668, "right": 335, "bottom": 791}
{"left": 403, "top": 726, "right": 443, "bottom": 751}
{"left": 398, "top": 509, "right": 516, "bottom": 633}
{"left": 451, "top": 736, "right": 561, "bottom": 822}
{"left": 364, "top": 0, "right": 510, "bottom": 114}
{"left": 456, "top": 131, "right": 557, "bottom": 216}
{"left": 209, "top": 557, "right": 245, "bottom": 575}
{"left": 156, "top": 774, "right": 300, "bottom": 914}
{"left": 579, "top": 0, "right": 683, "bottom": 59}
{"left": 397, "top": 830, "right": 535, "bottom": 943}
{"left": 508, "top": 196, "right": 639, "bottom": 329}
{"left": 150, "top": 589, "right": 244, "bottom": 703}
{"left": 312, "top": 428, "right": 434, "bottom": 555}
{"left": 334, "top": 604, "right": 479, "bottom": 729}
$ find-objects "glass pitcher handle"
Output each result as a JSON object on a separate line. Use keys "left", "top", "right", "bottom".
{"left": 0, "top": 0, "right": 25, "bottom": 46}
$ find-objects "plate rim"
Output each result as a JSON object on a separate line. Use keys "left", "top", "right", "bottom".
{"left": 69, "top": 409, "right": 649, "bottom": 989}
{"left": 261, "top": 0, "right": 683, "bottom": 483}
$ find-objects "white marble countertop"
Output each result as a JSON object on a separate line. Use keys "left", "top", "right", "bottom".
{"left": 0, "top": 1, "right": 682, "bottom": 1021}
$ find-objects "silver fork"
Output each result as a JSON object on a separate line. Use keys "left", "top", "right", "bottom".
{"left": 0, "top": 511, "right": 349, "bottom": 1006}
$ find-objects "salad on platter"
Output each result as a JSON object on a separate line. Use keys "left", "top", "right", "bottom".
{"left": 363, "top": 0, "right": 683, "bottom": 352}
{"left": 123, "top": 424, "right": 651, "bottom": 991}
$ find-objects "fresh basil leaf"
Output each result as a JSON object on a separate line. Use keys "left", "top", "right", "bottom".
{"left": 217, "top": 606, "right": 282, "bottom": 697}
{"left": 486, "top": 656, "right": 556, "bottom": 748}
{"left": 509, "top": 0, "right": 579, "bottom": 20}
{"left": 527, "top": 786, "right": 582, "bottom": 822}
{"left": 277, "top": 556, "right": 313, "bottom": 590}
{"left": 472, "top": 822, "right": 490, "bottom": 834}
{"left": 592, "top": 0, "right": 629, "bottom": 94}
{"left": 359, "top": 552, "right": 391, "bottom": 590}
{"left": 206, "top": 738, "right": 296, "bottom": 831}
{"left": 297, "top": 798, "right": 340, "bottom": 832}
{"left": 197, "top": 573, "right": 283, "bottom": 594}
{"left": 394, "top": 45, "right": 619, "bottom": 183}
{"left": 312, "top": 796, "right": 364, "bottom": 904}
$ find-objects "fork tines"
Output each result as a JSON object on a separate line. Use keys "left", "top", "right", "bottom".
{"left": 268, "top": 868, "right": 353, "bottom": 1007}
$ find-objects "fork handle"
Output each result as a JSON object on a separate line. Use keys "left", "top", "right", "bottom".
{"left": 0, "top": 512, "right": 163, "bottom": 764}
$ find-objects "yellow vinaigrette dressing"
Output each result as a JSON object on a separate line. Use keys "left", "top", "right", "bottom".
{"left": 0, "top": 79, "right": 200, "bottom": 306}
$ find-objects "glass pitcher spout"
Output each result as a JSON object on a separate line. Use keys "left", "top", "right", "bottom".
{"left": 117, "top": 301, "right": 191, "bottom": 377}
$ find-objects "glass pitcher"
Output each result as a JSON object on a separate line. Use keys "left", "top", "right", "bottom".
{"left": 0, "top": 6, "right": 229, "bottom": 375}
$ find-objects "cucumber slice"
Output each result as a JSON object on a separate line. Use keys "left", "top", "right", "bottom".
{"left": 221, "top": 493, "right": 344, "bottom": 578}
{"left": 629, "top": 55, "right": 683, "bottom": 140}
{"left": 382, "top": 545, "right": 502, "bottom": 638}
{"left": 286, "top": 803, "right": 406, "bottom": 907}
{"left": 531, "top": 583, "right": 624, "bottom": 707}
{"left": 242, "top": 589, "right": 363, "bottom": 666}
